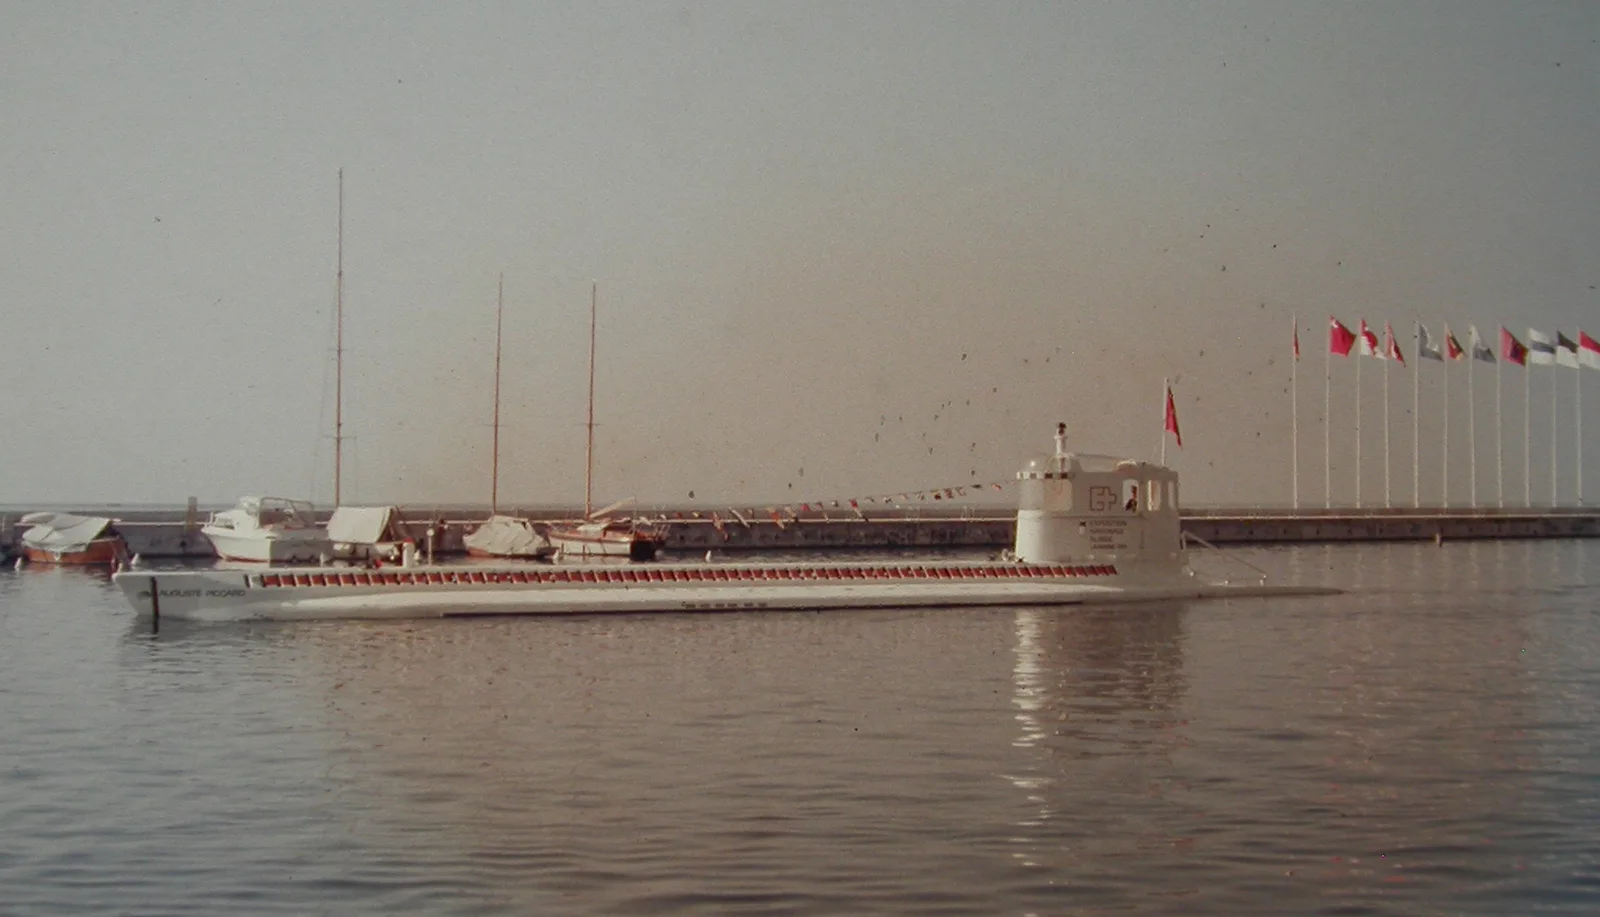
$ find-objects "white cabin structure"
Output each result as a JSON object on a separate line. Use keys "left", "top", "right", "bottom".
{"left": 1013, "top": 422, "right": 1187, "bottom": 576}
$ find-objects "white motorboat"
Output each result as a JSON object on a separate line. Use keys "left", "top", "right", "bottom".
{"left": 115, "top": 424, "right": 1338, "bottom": 621}
{"left": 202, "top": 496, "right": 333, "bottom": 564}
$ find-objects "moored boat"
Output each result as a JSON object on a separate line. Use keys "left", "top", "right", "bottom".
{"left": 464, "top": 514, "right": 555, "bottom": 560}
{"left": 327, "top": 505, "right": 407, "bottom": 563}
{"left": 545, "top": 282, "right": 669, "bottom": 563}
{"left": 202, "top": 496, "right": 333, "bottom": 564}
{"left": 547, "top": 517, "right": 664, "bottom": 561}
{"left": 19, "top": 512, "right": 127, "bottom": 566}
{"left": 112, "top": 424, "right": 1339, "bottom": 621}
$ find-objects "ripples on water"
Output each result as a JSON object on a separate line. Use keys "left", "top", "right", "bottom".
{"left": 2, "top": 542, "right": 1599, "bottom": 915}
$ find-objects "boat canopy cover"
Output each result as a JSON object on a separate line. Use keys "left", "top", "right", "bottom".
{"left": 326, "top": 506, "right": 396, "bottom": 545}
{"left": 20, "top": 512, "right": 115, "bottom": 550}
{"left": 463, "top": 515, "right": 550, "bottom": 556}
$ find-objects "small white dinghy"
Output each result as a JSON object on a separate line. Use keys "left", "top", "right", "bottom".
{"left": 115, "top": 424, "right": 1337, "bottom": 622}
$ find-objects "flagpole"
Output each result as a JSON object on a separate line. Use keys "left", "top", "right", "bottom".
{"left": 1355, "top": 343, "right": 1362, "bottom": 509}
{"left": 1160, "top": 376, "right": 1168, "bottom": 467}
{"left": 1291, "top": 316, "right": 1299, "bottom": 510}
{"left": 1551, "top": 366, "right": 1558, "bottom": 509}
{"left": 1442, "top": 324, "right": 1451, "bottom": 509}
{"left": 1325, "top": 325, "right": 1332, "bottom": 509}
{"left": 1413, "top": 321, "right": 1421, "bottom": 507}
{"left": 1384, "top": 338, "right": 1392, "bottom": 508}
{"left": 1496, "top": 354, "right": 1504, "bottom": 509}
{"left": 1469, "top": 340, "right": 1477, "bottom": 508}
{"left": 1524, "top": 361, "right": 1532, "bottom": 507}
{"left": 1578, "top": 366, "right": 1584, "bottom": 506}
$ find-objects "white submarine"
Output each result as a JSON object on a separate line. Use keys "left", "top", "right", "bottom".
{"left": 113, "top": 424, "right": 1335, "bottom": 622}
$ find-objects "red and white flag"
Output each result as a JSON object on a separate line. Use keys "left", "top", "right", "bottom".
{"left": 1329, "top": 317, "right": 1356, "bottom": 356}
{"left": 1292, "top": 320, "right": 1301, "bottom": 360}
{"left": 1384, "top": 323, "right": 1405, "bottom": 365}
{"left": 1358, "top": 320, "right": 1384, "bottom": 358}
{"left": 1445, "top": 327, "right": 1465, "bottom": 360}
{"left": 1581, "top": 332, "right": 1600, "bottom": 370}
{"left": 1501, "top": 328, "right": 1529, "bottom": 366}
{"left": 1164, "top": 384, "right": 1182, "bottom": 448}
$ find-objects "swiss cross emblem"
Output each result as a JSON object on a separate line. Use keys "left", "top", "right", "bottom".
{"left": 1088, "top": 486, "right": 1118, "bottom": 512}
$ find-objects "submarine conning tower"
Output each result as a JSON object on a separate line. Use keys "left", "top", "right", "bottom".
{"left": 1013, "top": 422, "right": 1186, "bottom": 568}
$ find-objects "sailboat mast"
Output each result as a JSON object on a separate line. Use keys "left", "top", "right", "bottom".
{"left": 492, "top": 273, "right": 504, "bottom": 515}
{"left": 334, "top": 167, "right": 344, "bottom": 507}
{"left": 584, "top": 280, "right": 597, "bottom": 519}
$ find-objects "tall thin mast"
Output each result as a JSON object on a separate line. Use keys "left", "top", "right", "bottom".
{"left": 1524, "top": 361, "right": 1531, "bottom": 506}
{"left": 584, "top": 280, "right": 598, "bottom": 520}
{"left": 491, "top": 273, "right": 504, "bottom": 515}
{"left": 1496, "top": 353, "right": 1504, "bottom": 508}
{"left": 1491, "top": 352, "right": 1504, "bottom": 512}
{"left": 1291, "top": 315, "right": 1299, "bottom": 510}
{"left": 1551, "top": 365, "right": 1558, "bottom": 508}
{"left": 1412, "top": 321, "right": 1420, "bottom": 507}
{"left": 1469, "top": 338, "right": 1476, "bottom": 507}
{"left": 1443, "top": 323, "right": 1451, "bottom": 508}
{"left": 334, "top": 167, "right": 344, "bottom": 507}
{"left": 1160, "top": 377, "right": 1168, "bottom": 467}
{"left": 1324, "top": 320, "right": 1332, "bottom": 509}
{"left": 1355, "top": 343, "right": 1362, "bottom": 509}
{"left": 1383, "top": 338, "right": 1391, "bottom": 508}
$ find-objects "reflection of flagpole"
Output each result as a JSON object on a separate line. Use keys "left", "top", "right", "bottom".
{"left": 1413, "top": 321, "right": 1421, "bottom": 507}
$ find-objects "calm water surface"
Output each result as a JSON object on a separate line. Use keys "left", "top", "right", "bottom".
{"left": 2, "top": 541, "right": 1599, "bottom": 915}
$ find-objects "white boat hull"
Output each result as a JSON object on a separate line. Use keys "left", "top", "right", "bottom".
{"left": 113, "top": 561, "right": 1337, "bottom": 623}
{"left": 547, "top": 525, "right": 663, "bottom": 561}
{"left": 202, "top": 529, "right": 333, "bottom": 565}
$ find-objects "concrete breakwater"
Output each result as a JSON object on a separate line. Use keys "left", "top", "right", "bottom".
{"left": 5, "top": 506, "right": 1599, "bottom": 559}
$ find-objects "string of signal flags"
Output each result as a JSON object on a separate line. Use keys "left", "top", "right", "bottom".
{"left": 666, "top": 383, "right": 1188, "bottom": 539}
{"left": 1287, "top": 314, "right": 1600, "bottom": 512}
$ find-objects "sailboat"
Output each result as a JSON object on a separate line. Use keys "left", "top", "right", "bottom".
{"left": 464, "top": 274, "right": 555, "bottom": 560}
{"left": 206, "top": 169, "right": 393, "bottom": 565}
{"left": 546, "top": 282, "right": 665, "bottom": 561}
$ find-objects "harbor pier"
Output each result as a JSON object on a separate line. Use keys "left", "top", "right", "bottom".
{"left": 6, "top": 505, "right": 1600, "bottom": 560}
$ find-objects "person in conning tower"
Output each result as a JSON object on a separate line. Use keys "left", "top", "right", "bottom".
{"left": 1125, "top": 485, "right": 1139, "bottom": 512}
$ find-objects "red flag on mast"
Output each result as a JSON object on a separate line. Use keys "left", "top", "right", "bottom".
{"left": 1383, "top": 323, "right": 1405, "bottom": 365}
{"left": 1164, "top": 384, "right": 1182, "bottom": 448}
{"left": 1329, "top": 317, "right": 1356, "bottom": 356}
{"left": 1581, "top": 331, "right": 1600, "bottom": 370}
{"left": 1500, "top": 327, "right": 1529, "bottom": 366}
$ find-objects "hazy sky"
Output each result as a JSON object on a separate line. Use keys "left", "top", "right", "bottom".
{"left": 3, "top": 1, "right": 1598, "bottom": 509}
